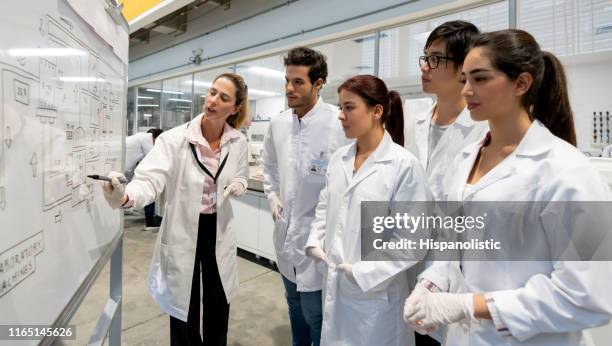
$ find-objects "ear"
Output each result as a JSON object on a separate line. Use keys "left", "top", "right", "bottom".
{"left": 372, "top": 104, "right": 384, "bottom": 120}
{"left": 232, "top": 103, "right": 241, "bottom": 117}
{"left": 514, "top": 72, "right": 533, "bottom": 97}
{"left": 313, "top": 78, "right": 324, "bottom": 93}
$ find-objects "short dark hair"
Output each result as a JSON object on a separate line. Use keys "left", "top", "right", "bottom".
{"left": 425, "top": 20, "right": 480, "bottom": 70}
{"left": 283, "top": 47, "right": 328, "bottom": 84}
{"left": 147, "top": 128, "right": 164, "bottom": 139}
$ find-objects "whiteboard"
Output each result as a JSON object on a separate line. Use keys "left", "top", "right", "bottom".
{"left": 0, "top": 0, "right": 127, "bottom": 343}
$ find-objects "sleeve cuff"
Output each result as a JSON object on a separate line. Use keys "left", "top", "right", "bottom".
{"left": 305, "top": 233, "right": 323, "bottom": 249}
{"left": 490, "top": 290, "right": 540, "bottom": 341}
{"left": 485, "top": 292, "right": 512, "bottom": 337}
{"left": 121, "top": 194, "right": 133, "bottom": 209}
{"left": 419, "top": 278, "right": 441, "bottom": 292}
{"left": 233, "top": 177, "right": 248, "bottom": 190}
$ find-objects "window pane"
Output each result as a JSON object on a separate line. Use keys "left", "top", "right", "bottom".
{"left": 315, "top": 33, "right": 377, "bottom": 105}
{"left": 161, "top": 74, "right": 194, "bottom": 130}
{"left": 235, "top": 55, "right": 286, "bottom": 123}
{"left": 519, "top": 0, "right": 612, "bottom": 56}
{"left": 192, "top": 65, "right": 235, "bottom": 118}
{"left": 136, "top": 82, "right": 161, "bottom": 132}
{"left": 126, "top": 87, "right": 135, "bottom": 136}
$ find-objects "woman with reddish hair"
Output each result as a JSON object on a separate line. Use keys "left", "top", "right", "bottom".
{"left": 305, "top": 74, "right": 432, "bottom": 346}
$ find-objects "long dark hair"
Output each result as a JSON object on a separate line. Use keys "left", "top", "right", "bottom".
{"left": 472, "top": 29, "right": 576, "bottom": 145}
{"left": 337, "top": 75, "right": 404, "bottom": 145}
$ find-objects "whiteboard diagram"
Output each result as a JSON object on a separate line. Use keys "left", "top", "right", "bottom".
{"left": 0, "top": 2, "right": 126, "bottom": 342}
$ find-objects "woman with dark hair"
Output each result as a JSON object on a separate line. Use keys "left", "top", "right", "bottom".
{"left": 101, "top": 73, "right": 250, "bottom": 346}
{"left": 404, "top": 30, "right": 612, "bottom": 345}
{"left": 305, "top": 74, "right": 432, "bottom": 345}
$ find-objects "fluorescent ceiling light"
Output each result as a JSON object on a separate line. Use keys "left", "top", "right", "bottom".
{"left": 137, "top": 96, "right": 154, "bottom": 99}
{"left": 138, "top": 104, "right": 159, "bottom": 107}
{"left": 249, "top": 89, "right": 279, "bottom": 97}
{"left": 143, "top": 113, "right": 153, "bottom": 117}
{"left": 186, "top": 80, "right": 213, "bottom": 88}
{"left": 187, "top": 81, "right": 278, "bottom": 97}
{"left": 59, "top": 76, "right": 105, "bottom": 82}
{"left": 146, "top": 88, "right": 184, "bottom": 95}
{"left": 8, "top": 48, "right": 87, "bottom": 57}
{"left": 168, "top": 98, "right": 192, "bottom": 103}
{"left": 248, "top": 66, "right": 285, "bottom": 79}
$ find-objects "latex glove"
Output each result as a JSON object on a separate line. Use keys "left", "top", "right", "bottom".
{"left": 404, "top": 292, "right": 474, "bottom": 330}
{"left": 306, "top": 246, "right": 335, "bottom": 268}
{"left": 223, "top": 182, "right": 246, "bottom": 198}
{"left": 404, "top": 283, "right": 436, "bottom": 334}
{"left": 102, "top": 171, "right": 127, "bottom": 209}
{"left": 337, "top": 263, "right": 356, "bottom": 285}
{"left": 269, "top": 195, "right": 285, "bottom": 221}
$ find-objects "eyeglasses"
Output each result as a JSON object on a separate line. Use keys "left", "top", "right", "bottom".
{"left": 418, "top": 55, "right": 458, "bottom": 69}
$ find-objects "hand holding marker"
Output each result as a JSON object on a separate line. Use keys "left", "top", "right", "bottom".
{"left": 89, "top": 173, "right": 128, "bottom": 209}
{"left": 87, "top": 174, "right": 128, "bottom": 184}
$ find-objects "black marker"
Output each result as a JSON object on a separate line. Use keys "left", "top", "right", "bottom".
{"left": 87, "top": 174, "right": 128, "bottom": 184}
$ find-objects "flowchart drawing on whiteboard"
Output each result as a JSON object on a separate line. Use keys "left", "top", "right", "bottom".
{"left": 0, "top": 2, "right": 126, "bottom": 338}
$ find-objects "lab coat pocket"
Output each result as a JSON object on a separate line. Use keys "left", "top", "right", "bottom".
{"left": 339, "top": 271, "right": 389, "bottom": 304}
{"left": 305, "top": 172, "right": 326, "bottom": 185}
{"left": 273, "top": 217, "right": 289, "bottom": 250}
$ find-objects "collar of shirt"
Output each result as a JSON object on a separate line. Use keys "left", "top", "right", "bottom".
{"left": 292, "top": 97, "right": 324, "bottom": 124}
{"left": 186, "top": 112, "right": 241, "bottom": 153}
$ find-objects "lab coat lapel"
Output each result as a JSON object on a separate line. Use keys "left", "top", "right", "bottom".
{"left": 456, "top": 138, "right": 516, "bottom": 200}
{"left": 428, "top": 107, "right": 471, "bottom": 167}
{"left": 414, "top": 104, "right": 434, "bottom": 169}
{"left": 461, "top": 120, "right": 553, "bottom": 200}
{"left": 344, "top": 133, "right": 393, "bottom": 195}
{"left": 340, "top": 144, "right": 356, "bottom": 187}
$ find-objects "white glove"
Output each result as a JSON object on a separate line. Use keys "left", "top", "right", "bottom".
{"left": 404, "top": 282, "right": 436, "bottom": 334}
{"left": 337, "top": 263, "right": 356, "bottom": 285}
{"left": 269, "top": 195, "right": 285, "bottom": 221}
{"left": 306, "top": 246, "right": 335, "bottom": 268}
{"left": 223, "top": 182, "right": 246, "bottom": 198}
{"left": 102, "top": 171, "right": 127, "bottom": 209}
{"left": 404, "top": 292, "right": 475, "bottom": 330}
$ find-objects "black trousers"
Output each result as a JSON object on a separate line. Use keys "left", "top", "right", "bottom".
{"left": 170, "top": 213, "right": 230, "bottom": 346}
{"left": 415, "top": 333, "right": 441, "bottom": 346}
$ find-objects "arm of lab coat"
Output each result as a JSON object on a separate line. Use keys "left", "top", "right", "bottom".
{"left": 353, "top": 161, "right": 434, "bottom": 293}
{"left": 125, "top": 132, "right": 174, "bottom": 209}
{"left": 261, "top": 125, "right": 280, "bottom": 201}
{"left": 490, "top": 167, "right": 612, "bottom": 341}
{"left": 306, "top": 171, "right": 329, "bottom": 249}
{"left": 230, "top": 136, "right": 248, "bottom": 189}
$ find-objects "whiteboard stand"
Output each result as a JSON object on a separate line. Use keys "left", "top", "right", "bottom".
{"left": 38, "top": 229, "right": 124, "bottom": 346}
{"left": 87, "top": 232, "right": 123, "bottom": 346}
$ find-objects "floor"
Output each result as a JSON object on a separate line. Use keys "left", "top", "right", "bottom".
{"left": 60, "top": 213, "right": 290, "bottom": 346}
{"left": 55, "top": 213, "right": 612, "bottom": 346}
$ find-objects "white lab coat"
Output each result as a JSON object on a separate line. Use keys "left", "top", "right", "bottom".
{"left": 404, "top": 104, "right": 488, "bottom": 199}
{"left": 421, "top": 120, "right": 612, "bottom": 345}
{"left": 306, "top": 132, "right": 433, "bottom": 346}
{"left": 262, "top": 97, "right": 347, "bottom": 291}
{"left": 125, "top": 132, "right": 154, "bottom": 176}
{"left": 126, "top": 120, "right": 248, "bottom": 322}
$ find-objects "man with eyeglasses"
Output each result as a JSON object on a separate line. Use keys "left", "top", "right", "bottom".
{"left": 403, "top": 21, "right": 489, "bottom": 346}
{"left": 404, "top": 20, "right": 488, "bottom": 200}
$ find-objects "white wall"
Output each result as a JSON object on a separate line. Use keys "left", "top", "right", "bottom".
{"left": 564, "top": 53, "right": 612, "bottom": 153}
{"left": 254, "top": 96, "right": 285, "bottom": 120}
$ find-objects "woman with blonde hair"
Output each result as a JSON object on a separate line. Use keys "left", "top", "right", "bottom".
{"left": 101, "top": 73, "right": 250, "bottom": 346}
